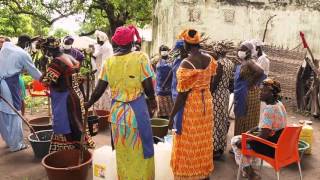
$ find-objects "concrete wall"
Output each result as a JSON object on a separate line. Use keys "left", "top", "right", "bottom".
{"left": 152, "top": 0, "right": 320, "bottom": 58}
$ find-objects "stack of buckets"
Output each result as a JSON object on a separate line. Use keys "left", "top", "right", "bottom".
{"left": 299, "top": 120, "right": 313, "bottom": 155}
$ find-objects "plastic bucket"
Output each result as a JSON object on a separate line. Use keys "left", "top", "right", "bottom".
{"left": 28, "top": 130, "right": 53, "bottom": 159}
{"left": 151, "top": 118, "right": 169, "bottom": 138}
{"left": 42, "top": 149, "right": 92, "bottom": 180}
{"left": 29, "top": 116, "right": 52, "bottom": 132}
{"left": 88, "top": 115, "right": 99, "bottom": 136}
{"left": 95, "top": 109, "right": 110, "bottom": 132}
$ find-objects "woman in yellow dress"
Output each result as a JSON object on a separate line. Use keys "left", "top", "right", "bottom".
{"left": 87, "top": 25, "right": 156, "bottom": 180}
{"left": 169, "top": 29, "right": 217, "bottom": 180}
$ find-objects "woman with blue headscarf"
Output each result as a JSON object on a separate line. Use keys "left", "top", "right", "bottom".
{"left": 233, "top": 41, "right": 265, "bottom": 136}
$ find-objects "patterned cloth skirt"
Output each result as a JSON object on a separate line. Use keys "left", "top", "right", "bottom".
{"left": 234, "top": 87, "right": 260, "bottom": 136}
{"left": 156, "top": 95, "right": 174, "bottom": 117}
{"left": 212, "top": 89, "right": 230, "bottom": 153}
{"left": 112, "top": 123, "right": 155, "bottom": 180}
{"left": 171, "top": 90, "right": 214, "bottom": 180}
{"left": 49, "top": 130, "right": 95, "bottom": 153}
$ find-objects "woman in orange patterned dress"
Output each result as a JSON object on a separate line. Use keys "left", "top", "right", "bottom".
{"left": 169, "top": 29, "right": 217, "bottom": 180}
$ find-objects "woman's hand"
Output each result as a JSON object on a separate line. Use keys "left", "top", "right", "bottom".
{"left": 149, "top": 98, "right": 157, "bottom": 114}
{"left": 84, "top": 102, "right": 91, "bottom": 110}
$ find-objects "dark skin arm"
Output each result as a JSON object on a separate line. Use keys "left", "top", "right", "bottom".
{"left": 257, "top": 128, "right": 272, "bottom": 139}
{"left": 86, "top": 77, "right": 156, "bottom": 109}
{"left": 211, "top": 61, "right": 223, "bottom": 93}
{"left": 168, "top": 91, "right": 189, "bottom": 129}
{"left": 245, "top": 60, "right": 264, "bottom": 87}
{"left": 85, "top": 80, "right": 108, "bottom": 108}
{"left": 169, "top": 53, "right": 212, "bottom": 128}
{"left": 142, "top": 77, "right": 157, "bottom": 115}
{"left": 236, "top": 127, "right": 272, "bottom": 149}
{"left": 168, "top": 59, "right": 195, "bottom": 129}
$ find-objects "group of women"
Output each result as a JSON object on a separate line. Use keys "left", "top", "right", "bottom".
{"left": 152, "top": 30, "right": 287, "bottom": 180}
{"left": 34, "top": 25, "right": 286, "bottom": 180}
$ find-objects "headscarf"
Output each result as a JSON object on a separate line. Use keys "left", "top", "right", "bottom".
{"left": 212, "top": 40, "right": 235, "bottom": 57}
{"left": 63, "top": 35, "right": 74, "bottom": 44}
{"left": 240, "top": 40, "right": 255, "bottom": 57}
{"left": 263, "top": 78, "right": 281, "bottom": 99}
{"left": 251, "top": 39, "right": 264, "bottom": 47}
{"left": 173, "top": 40, "right": 184, "bottom": 50}
{"left": 111, "top": 25, "right": 142, "bottom": 46}
{"left": 178, "top": 29, "right": 201, "bottom": 44}
{"left": 41, "top": 37, "right": 60, "bottom": 50}
{"left": 95, "top": 30, "right": 109, "bottom": 42}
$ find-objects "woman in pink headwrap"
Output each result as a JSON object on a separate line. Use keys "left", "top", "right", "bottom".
{"left": 87, "top": 25, "right": 156, "bottom": 179}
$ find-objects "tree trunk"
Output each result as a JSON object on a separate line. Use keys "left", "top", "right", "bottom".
{"left": 108, "top": 19, "right": 126, "bottom": 35}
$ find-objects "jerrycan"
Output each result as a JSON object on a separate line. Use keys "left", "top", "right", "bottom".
{"left": 299, "top": 120, "right": 313, "bottom": 155}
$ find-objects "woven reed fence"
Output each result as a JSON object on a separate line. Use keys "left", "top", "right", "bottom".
{"left": 264, "top": 45, "right": 306, "bottom": 107}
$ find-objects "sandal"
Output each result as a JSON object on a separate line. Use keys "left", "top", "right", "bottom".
{"left": 243, "top": 166, "right": 261, "bottom": 180}
{"left": 13, "top": 144, "right": 29, "bottom": 152}
{"left": 249, "top": 174, "right": 261, "bottom": 180}
{"left": 249, "top": 171, "right": 261, "bottom": 180}
{"left": 241, "top": 170, "right": 248, "bottom": 178}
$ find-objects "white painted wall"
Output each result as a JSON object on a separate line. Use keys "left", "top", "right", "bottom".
{"left": 152, "top": 0, "right": 320, "bottom": 58}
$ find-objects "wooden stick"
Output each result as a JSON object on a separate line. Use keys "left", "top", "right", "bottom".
{"left": 0, "top": 95, "right": 39, "bottom": 141}
{"left": 78, "top": 108, "right": 89, "bottom": 164}
{"left": 262, "top": 15, "right": 277, "bottom": 42}
{"left": 79, "top": 72, "right": 91, "bottom": 164}
{"left": 300, "top": 32, "right": 320, "bottom": 78}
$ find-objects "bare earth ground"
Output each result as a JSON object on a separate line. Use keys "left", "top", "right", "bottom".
{"left": 0, "top": 108, "right": 319, "bottom": 180}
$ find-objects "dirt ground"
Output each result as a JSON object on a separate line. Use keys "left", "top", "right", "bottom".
{"left": 0, "top": 108, "right": 319, "bottom": 180}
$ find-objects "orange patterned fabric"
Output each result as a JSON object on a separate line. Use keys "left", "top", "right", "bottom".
{"left": 171, "top": 58, "right": 217, "bottom": 179}
{"left": 178, "top": 29, "right": 201, "bottom": 45}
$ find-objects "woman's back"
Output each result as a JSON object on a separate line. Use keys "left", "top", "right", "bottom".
{"left": 177, "top": 54, "right": 216, "bottom": 91}
{"left": 100, "top": 51, "right": 154, "bottom": 102}
{"left": 172, "top": 53, "right": 217, "bottom": 178}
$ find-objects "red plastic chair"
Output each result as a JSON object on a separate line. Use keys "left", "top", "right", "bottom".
{"left": 238, "top": 125, "right": 303, "bottom": 180}
{"left": 28, "top": 80, "right": 51, "bottom": 115}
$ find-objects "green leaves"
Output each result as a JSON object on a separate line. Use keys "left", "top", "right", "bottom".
{"left": 0, "top": 0, "right": 152, "bottom": 36}
{"left": 52, "top": 28, "right": 69, "bottom": 39}
{"left": 0, "top": 7, "right": 36, "bottom": 37}
{"left": 79, "top": 0, "right": 153, "bottom": 35}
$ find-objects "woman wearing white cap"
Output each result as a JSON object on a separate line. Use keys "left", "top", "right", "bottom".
{"left": 93, "top": 30, "right": 113, "bottom": 110}
{"left": 251, "top": 39, "right": 270, "bottom": 76}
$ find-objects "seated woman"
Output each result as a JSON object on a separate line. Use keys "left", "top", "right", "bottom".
{"left": 231, "top": 78, "right": 287, "bottom": 180}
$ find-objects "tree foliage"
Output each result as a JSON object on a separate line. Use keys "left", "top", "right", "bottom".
{"left": 52, "top": 28, "right": 69, "bottom": 39}
{"left": 0, "top": 7, "right": 35, "bottom": 37}
{"left": 81, "top": 0, "right": 152, "bottom": 35}
{"left": 0, "top": 0, "right": 153, "bottom": 37}
{"left": 0, "top": 0, "right": 85, "bottom": 25}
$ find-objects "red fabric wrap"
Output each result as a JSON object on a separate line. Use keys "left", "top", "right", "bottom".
{"left": 111, "top": 25, "right": 141, "bottom": 46}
